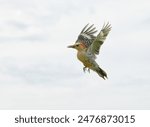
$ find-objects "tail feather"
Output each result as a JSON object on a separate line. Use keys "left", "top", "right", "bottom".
{"left": 96, "top": 67, "right": 107, "bottom": 80}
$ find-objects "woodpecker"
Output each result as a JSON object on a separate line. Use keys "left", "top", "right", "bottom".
{"left": 68, "top": 23, "right": 111, "bottom": 79}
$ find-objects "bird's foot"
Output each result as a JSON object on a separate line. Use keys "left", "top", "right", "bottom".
{"left": 83, "top": 67, "right": 87, "bottom": 73}
{"left": 83, "top": 67, "right": 90, "bottom": 73}
{"left": 88, "top": 68, "right": 90, "bottom": 73}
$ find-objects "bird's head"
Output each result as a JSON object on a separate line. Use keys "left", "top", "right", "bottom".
{"left": 67, "top": 42, "right": 86, "bottom": 51}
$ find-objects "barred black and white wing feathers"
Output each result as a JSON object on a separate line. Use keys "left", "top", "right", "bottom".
{"left": 76, "top": 24, "right": 97, "bottom": 47}
{"left": 87, "top": 23, "right": 111, "bottom": 55}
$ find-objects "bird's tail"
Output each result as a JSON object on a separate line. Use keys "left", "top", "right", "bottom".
{"left": 95, "top": 67, "right": 107, "bottom": 80}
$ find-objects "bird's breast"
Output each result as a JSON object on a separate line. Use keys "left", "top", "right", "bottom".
{"left": 77, "top": 51, "right": 92, "bottom": 67}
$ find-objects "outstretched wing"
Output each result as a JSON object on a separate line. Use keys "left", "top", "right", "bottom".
{"left": 76, "top": 24, "right": 97, "bottom": 47}
{"left": 87, "top": 23, "right": 111, "bottom": 55}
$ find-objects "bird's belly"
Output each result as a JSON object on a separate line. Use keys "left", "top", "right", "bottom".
{"left": 77, "top": 52, "right": 92, "bottom": 67}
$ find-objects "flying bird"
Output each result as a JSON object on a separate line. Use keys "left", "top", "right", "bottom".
{"left": 68, "top": 22, "right": 111, "bottom": 79}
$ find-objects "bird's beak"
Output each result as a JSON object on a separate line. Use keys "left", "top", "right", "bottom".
{"left": 67, "top": 45, "right": 75, "bottom": 48}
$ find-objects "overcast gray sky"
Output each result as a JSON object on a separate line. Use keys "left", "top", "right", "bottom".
{"left": 0, "top": 0, "right": 150, "bottom": 109}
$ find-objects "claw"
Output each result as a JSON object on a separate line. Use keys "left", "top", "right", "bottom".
{"left": 88, "top": 68, "right": 90, "bottom": 73}
{"left": 83, "top": 67, "right": 87, "bottom": 73}
{"left": 83, "top": 67, "right": 90, "bottom": 73}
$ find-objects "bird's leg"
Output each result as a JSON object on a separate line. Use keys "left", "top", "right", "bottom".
{"left": 83, "top": 67, "right": 87, "bottom": 73}
{"left": 88, "top": 68, "right": 90, "bottom": 73}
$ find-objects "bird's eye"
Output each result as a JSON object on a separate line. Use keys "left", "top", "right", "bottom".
{"left": 76, "top": 45, "right": 79, "bottom": 47}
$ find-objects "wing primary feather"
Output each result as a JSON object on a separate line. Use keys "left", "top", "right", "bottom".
{"left": 80, "top": 23, "right": 89, "bottom": 33}
{"left": 87, "top": 27, "right": 97, "bottom": 34}
{"left": 88, "top": 27, "right": 96, "bottom": 32}
{"left": 87, "top": 30, "right": 97, "bottom": 35}
{"left": 84, "top": 24, "right": 94, "bottom": 33}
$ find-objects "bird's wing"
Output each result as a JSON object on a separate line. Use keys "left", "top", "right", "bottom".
{"left": 87, "top": 23, "right": 111, "bottom": 55}
{"left": 76, "top": 24, "right": 97, "bottom": 47}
